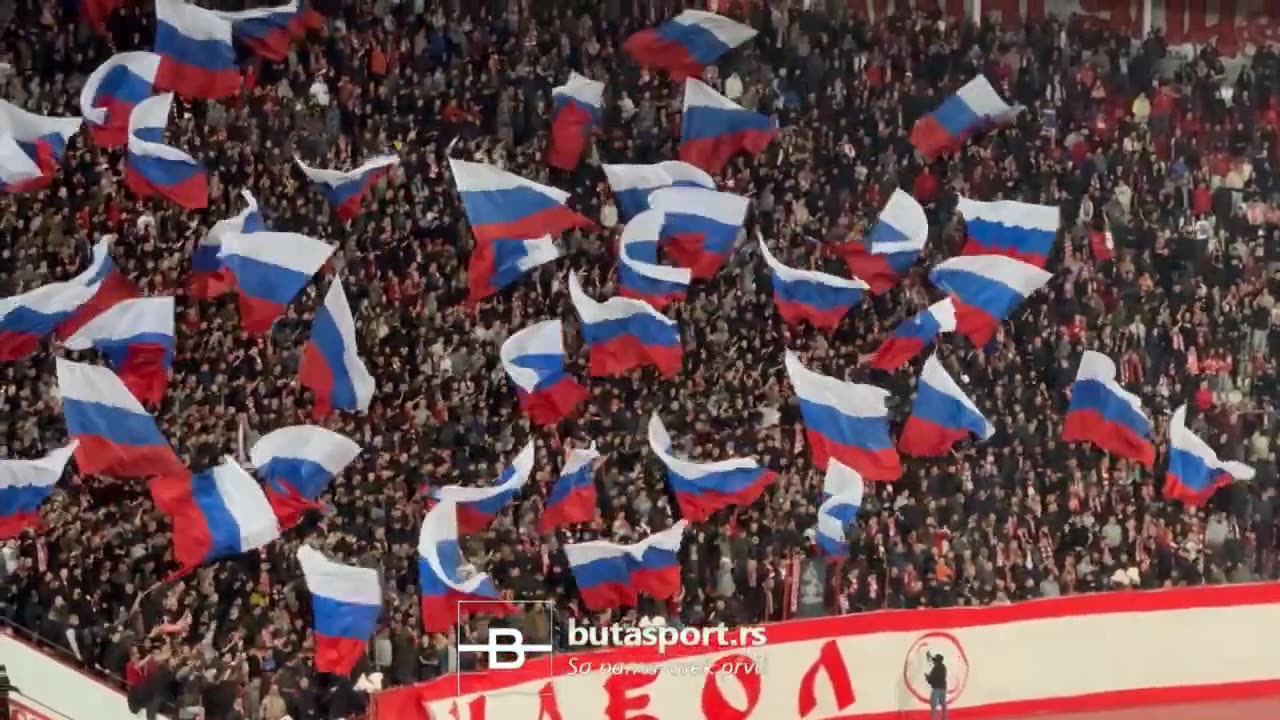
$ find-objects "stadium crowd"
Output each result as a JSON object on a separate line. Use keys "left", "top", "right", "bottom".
{"left": 1, "top": 0, "right": 1279, "bottom": 718}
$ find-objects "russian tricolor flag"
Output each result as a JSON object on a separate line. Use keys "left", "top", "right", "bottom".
{"left": 217, "top": 229, "right": 334, "bottom": 333}
{"left": 295, "top": 153, "right": 399, "bottom": 221}
{"left": 468, "top": 236, "right": 562, "bottom": 302}
{"left": 79, "top": 52, "right": 161, "bottom": 147}
{"left": 624, "top": 10, "right": 756, "bottom": 81}
{"left": 815, "top": 460, "right": 863, "bottom": 558}
{"left": 868, "top": 299, "right": 956, "bottom": 372}
{"left": 126, "top": 93, "right": 208, "bottom": 209}
{"left": 830, "top": 189, "right": 928, "bottom": 294}
{"left": 538, "top": 444, "right": 600, "bottom": 534}
{"left": 53, "top": 238, "right": 141, "bottom": 342}
{"left": 62, "top": 297, "right": 175, "bottom": 405}
{"left": 647, "top": 414, "right": 774, "bottom": 522}
{"left": 928, "top": 255, "right": 1052, "bottom": 347}
{"left": 1164, "top": 405, "right": 1255, "bottom": 506}
{"left": 299, "top": 279, "right": 376, "bottom": 420}
{"left": 0, "top": 443, "right": 77, "bottom": 540}
{"left": 191, "top": 189, "right": 266, "bottom": 299}
{"left": 0, "top": 99, "right": 83, "bottom": 192}
{"left": 568, "top": 270, "right": 682, "bottom": 378}
{"left": 679, "top": 78, "right": 775, "bottom": 175}
{"left": 418, "top": 499, "right": 516, "bottom": 633}
{"left": 498, "top": 319, "right": 588, "bottom": 426}
{"left": 451, "top": 159, "right": 595, "bottom": 244}
{"left": 647, "top": 186, "right": 749, "bottom": 280}
{"left": 603, "top": 161, "right": 715, "bottom": 222}
{"left": 213, "top": 0, "right": 325, "bottom": 62}
{"left": 297, "top": 544, "right": 381, "bottom": 676}
{"left": 1062, "top": 351, "right": 1156, "bottom": 469}
{"left": 547, "top": 72, "right": 604, "bottom": 172}
{"left": 958, "top": 197, "right": 1060, "bottom": 269}
{"left": 0, "top": 135, "right": 43, "bottom": 193}
{"left": 617, "top": 210, "right": 692, "bottom": 310}
{"left": 899, "top": 355, "right": 994, "bottom": 457}
{"left": 564, "top": 521, "right": 688, "bottom": 611}
{"left": 57, "top": 358, "right": 184, "bottom": 479}
{"left": 153, "top": 0, "right": 241, "bottom": 100}
{"left": 784, "top": 350, "right": 901, "bottom": 480}
{"left": 147, "top": 457, "right": 281, "bottom": 571}
{"left": 250, "top": 425, "right": 361, "bottom": 529}
{"left": 0, "top": 239, "right": 119, "bottom": 361}
{"left": 910, "top": 76, "right": 1017, "bottom": 160}
{"left": 758, "top": 236, "right": 867, "bottom": 331}
{"left": 433, "top": 441, "right": 534, "bottom": 535}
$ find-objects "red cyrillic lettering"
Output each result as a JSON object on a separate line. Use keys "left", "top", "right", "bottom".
{"left": 700, "top": 655, "right": 763, "bottom": 720}
{"left": 604, "top": 670, "right": 660, "bottom": 720}
{"left": 797, "top": 640, "right": 856, "bottom": 718}
{"left": 537, "top": 682, "right": 565, "bottom": 720}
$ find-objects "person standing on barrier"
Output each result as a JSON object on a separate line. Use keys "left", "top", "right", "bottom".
{"left": 926, "top": 653, "right": 948, "bottom": 720}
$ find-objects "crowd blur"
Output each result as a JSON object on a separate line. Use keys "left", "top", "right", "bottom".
{"left": 0, "top": 0, "right": 1278, "bottom": 718}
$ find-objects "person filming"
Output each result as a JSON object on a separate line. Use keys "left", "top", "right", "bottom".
{"left": 925, "top": 652, "right": 948, "bottom": 720}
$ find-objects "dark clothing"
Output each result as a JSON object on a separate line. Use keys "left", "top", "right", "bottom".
{"left": 927, "top": 660, "right": 948, "bottom": 690}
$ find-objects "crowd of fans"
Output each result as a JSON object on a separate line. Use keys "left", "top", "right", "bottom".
{"left": 0, "top": 0, "right": 1278, "bottom": 718}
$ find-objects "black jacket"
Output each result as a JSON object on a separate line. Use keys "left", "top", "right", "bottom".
{"left": 926, "top": 661, "right": 947, "bottom": 690}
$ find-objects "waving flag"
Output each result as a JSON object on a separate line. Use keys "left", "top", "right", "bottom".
{"left": 499, "top": 319, "right": 588, "bottom": 426}
{"left": 928, "top": 255, "right": 1052, "bottom": 346}
{"left": 63, "top": 297, "right": 175, "bottom": 405}
{"left": 617, "top": 210, "right": 692, "bottom": 309}
{"left": 250, "top": 425, "right": 361, "bottom": 529}
{"left": 79, "top": 52, "right": 161, "bottom": 147}
{"left": 297, "top": 545, "right": 381, "bottom": 675}
{"left": 565, "top": 521, "right": 688, "bottom": 610}
{"left": 899, "top": 355, "right": 994, "bottom": 457}
{"left": 1062, "top": 351, "right": 1156, "bottom": 469}
{"left": 450, "top": 159, "right": 595, "bottom": 244}
{"left": 831, "top": 189, "right": 928, "bottom": 294}
{"left": 0, "top": 135, "right": 42, "bottom": 192}
{"left": 0, "top": 238, "right": 136, "bottom": 359}
{"left": 624, "top": 10, "right": 756, "bottom": 81}
{"left": 433, "top": 441, "right": 534, "bottom": 534}
{"left": 468, "top": 237, "right": 561, "bottom": 302}
{"left": 418, "top": 499, "right": 516, "bottom": 632}
{"left": 148, "top": 457, "right": 280, "bottom": 570}
{"left": 815, "top": 460, "right": 863, "bottom": 557}
{"left": 153, "top": 0, "right": 241, "bottom": 99}
{"left": 647, "top": 414, "right": 774, "bottom": 522}
{"left": 1165, "top": 405, "right": 1255, "bottom": 506}
{"left": 911, "top": 76, "right": 1016, "bottom": 160}
{"left": 567, "top": 270, "right": 682, "bottom": 377}
{"left": 547, "top": 72, "right": 604, "bottom": 171}
{"left": 191, "top": 189, "right": 265, "bottom": 299}
{"left": 218, "top": 229, "right": 334, "bottom": 333}
{"left": 295, "top": 154, "right": 399, "bottom": 221}
{"left": 758, "top": 237, "right": 867, "bottom": 331}
{"left": 0, "top": 99, "right": 82, "bottom": 191}
{"left": 57, "top": 358, "right": 184, "bottom": 479}
{"left": 126, "top": 93, "right": 208, "bottom": 209}
{"left": 648, "top": 186, "right": 748, "bottom": 280}
{"left": 603, "top": 161, "right": 715, "bottom": 221}
{"left": 0, "top": 239, "right": 117, "bottom": 360}
{"left": 958, "top": 197, "right": 1060, "bottom": 268}
{"left": 0, "top": 443, "right": 77, "bottom": 540}
{"left": 538, "top": 444, "right": 600, "bottom": 533}
{"left": 55, "top": 238, "right": 140, "bottom": 342}
{"left": 679, "top": 78, "right": 775, "bottom": 175}
{"left": 299, "top": 279, "right": 375, "bottom": 419}
{"left": 868, "top": 299, "right": 956, "bottom": 372}
{"left": 213, "top": 0, "right": 324, "bottom": 62}
{"left": 784, "top": 351, "right": 900, "bottom": 480}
